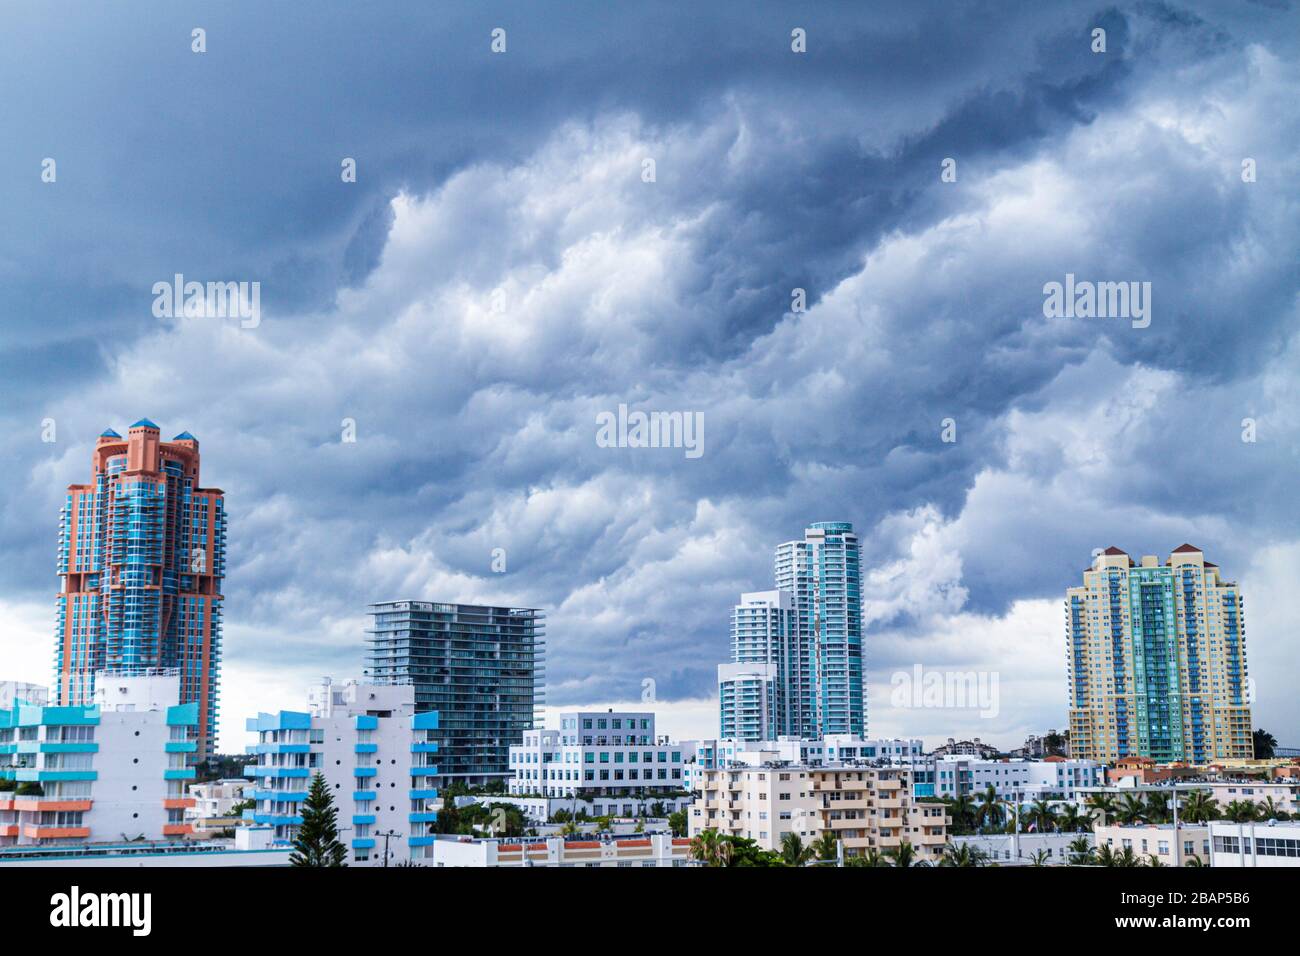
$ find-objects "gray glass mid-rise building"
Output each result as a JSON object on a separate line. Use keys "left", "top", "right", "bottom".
{"left": 365, "top": 601, "right": 545, "bottom": 785}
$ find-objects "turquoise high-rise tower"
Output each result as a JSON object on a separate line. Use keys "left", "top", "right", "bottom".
{"left": 775, "top": 521, "right": 864, "bottom": 737}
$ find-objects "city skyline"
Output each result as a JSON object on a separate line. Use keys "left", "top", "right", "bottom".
{"left": 2, "top": 1, "right": 1297, "bottom": 758}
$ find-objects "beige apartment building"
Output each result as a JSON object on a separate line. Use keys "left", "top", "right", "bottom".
{"left": 689, "top": 764, "right": 948, "bottom": 862}
{"left": 809, "top": 766, "right": 948, "bottom": 863}
{"left": 1067, "top": 545, "right": 1251, "bottom": 764}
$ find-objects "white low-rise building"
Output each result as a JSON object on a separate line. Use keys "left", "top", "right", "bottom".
{"left": 1209, "top": 820, "right": 1300, "bottom": 867}
{"left": 951, "top": 831, "right": 1090, "bottom": 865}
{"left": 508, "top": 710, "right": 692, "bottom": 819}
{"left": 429, "top": 831, "right": 690, "bottom": 867}
{"left": 682, "top": 735, "right": 924, "bottom": 791}
{"left": 1093, "top": 823, "right": 1211, "bottom": 865}
{"left": 186, "top": 777, "right": 251, "bottom": 837}
{"left": 907, "top": 755, "right": 1104, "bottom": 802}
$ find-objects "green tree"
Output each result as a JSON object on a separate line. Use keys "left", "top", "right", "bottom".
{"left": 1180, "top": 789, "right": 1219, "bottom": 823}
{"left": 1224, "top": 800, "right": 1260, "bottom": 823}
{"left": 1067, "top": 836, "right": 1095, "bottom": 865}
{"left": 976, "top": 786, "right": 1002, "bottom": 831}
{"left": 725, "top": 836, "right": 783, "bottom": 867}
{"left": 1142, "top": 792, "right": 1169, "bottom": 825}
{"left": 811, "top": 831, "right": 840, "bottom": 863}
{"left": 1116, "top": 793, "right": 1147, "bottom": 825}
{"left": 1112, "top": 846, "right": 1142, "bottom": 868}
{"left": 1058, "top": 804, "right": 1087, "bottom": 833}
{"left": 948, "top": 794, "right": 977, "bottom": 834}
{"left": 780, "top": 832, "right": 814, "bottom": 867}
{"left": 1252, "top": 729, "right": 1277, "bottom": 760}
{"left": 1027, "top": 798, "right": 1056, "bottom": 833}
{"left": 289, "top": 773, "right": 348, "bottom": 867}
{"left": 845, "top": 849, "right": 889, "bottom": 867}
{"left": 688, "top": 828, "right": 732, "bottom": 867}
{"left": 1086, "top": 792, "right": 1116, "bottom": 827}
{"left": 939, "top": 843, "right": 987, "bottom": 867}
{"left": 887, "top": 841, "right": 918, "bottom": 868}
{"left": 667, "top": 810, "right": 688, "bottom": 837}
{"left": 226, "top": 798, "right": 256, "bottom": 817}
{"left": 1030, "top": 849, "right": 1051, "bottom": 867}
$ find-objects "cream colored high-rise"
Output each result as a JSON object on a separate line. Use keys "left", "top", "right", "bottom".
{"left": 1066, "top": 545, "right": 1251, "bottom": 764}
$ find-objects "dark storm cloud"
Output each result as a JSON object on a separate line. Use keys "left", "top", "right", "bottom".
{"left": 1, "top": 1, "right": 1297, "bottom": 743}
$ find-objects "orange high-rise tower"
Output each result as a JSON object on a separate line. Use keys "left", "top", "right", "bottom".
{"left": 55, "top": 420, "right": 226, "bottom": 760}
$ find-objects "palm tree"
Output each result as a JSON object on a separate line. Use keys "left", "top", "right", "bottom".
{"left": 887, "top": 841, "right": 918, "bottom": 868}
{"left": 1030, "top": 849, "right": 1051, "bottom": 867}
{"left": 845, "top": 848, "right": 890, "bottom": 867}
{"left": 976, "top": 786, "right": 1002, "bottom": 831}
{"left": 1058, "top": 804, "right": 1087, "bottom": 833}
{"left": 1094, "top": 844, "right": 1117, "bottom": 867}
{"left": 1180, "top": 789, "right": 1219, "bottom": 824}
{"left": 688, "top": 828, "right": 732, "bottom": 867}
{"left": 1116, "top": 793, "right": 1147, "bottom": 826}
{"left": 1146, "top": 854, "right": 1166, "bottom": 867}
{"left": 1184, "top": 854, "right": 1206, "bottom": 867}
{"left": 1143, "top": 792, "right": 1169, "bottom": 825}
{"left": 1067, "top": 835, "right": 1095, "bottom": 865}
{"left": 1111, "top": 845, "right": 1142, "bottom": 868}
{"left": 950, "top": 794, "right": 977, "bottom": 833}
{"left": 559, "top": 820, "right": 579, "bottom": 837}
{"left": 780, "top": 832, "right": 814, "bottom": 867}
{"left": 1258, "top": 797, "right": 1282, "bottom": 821}
{"left": 1086, "top": 793, "right": 1117, "bottom": 827}
{"left": 939, "top": 843, "right": 987, "bottom": 867}
{"left": 1253, "top": 729, "right": 1277, "bottom": 760}
{"left": 811, "top": 831, "right": 840, "bottom": 863}
{"left": 1028, "top": 798, "right": 1056, "bottom": 833}
{"left": 1224, "top": 800, "right": 1260, "bottom": 823}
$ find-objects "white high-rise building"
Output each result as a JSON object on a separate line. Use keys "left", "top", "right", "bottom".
{"left": 718, "top": 590, "right": 792, "bottom": 740}
{"left": 716, "top": 523, "right": 865, "bottom": 742}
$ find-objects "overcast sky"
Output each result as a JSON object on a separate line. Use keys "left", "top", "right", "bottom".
{"left": 1, "top": 1, "right": 1296, "bottom": 752}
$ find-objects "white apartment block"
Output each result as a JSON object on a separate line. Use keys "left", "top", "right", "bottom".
{"left": 508, "top": 710, "right": 692, "bottom": 818}
{"left": 1200, "top": 779, "right": 1300, "bottom": 816}
{"left": 430, "top": 831, "right": 691, "bottom": 867}
{"left": 0, "top": 674, "right": 198, "bottom": 848}
{"left": 907, "top": 755, "right": 1104, "bottom": 802}
{"left": 952, "top": 831, "right": 1089, "bottom": 865}
{"left": 1093, "top": 822, "right": 1211, "bottom": 865}
{"left": 683, "top": 735, "right": 924, "bottom": 791}
{"left": 718, "top": 590, "right": 793, "bottom": 740}
{"left": 244, "top": 678, "right": 440, "bottom": 866}
{"left": 1209, "top": 821, "right": 1300, "bottom": 867}
{"left": 186, "top": 777, "right": 250, "bottom": 836}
